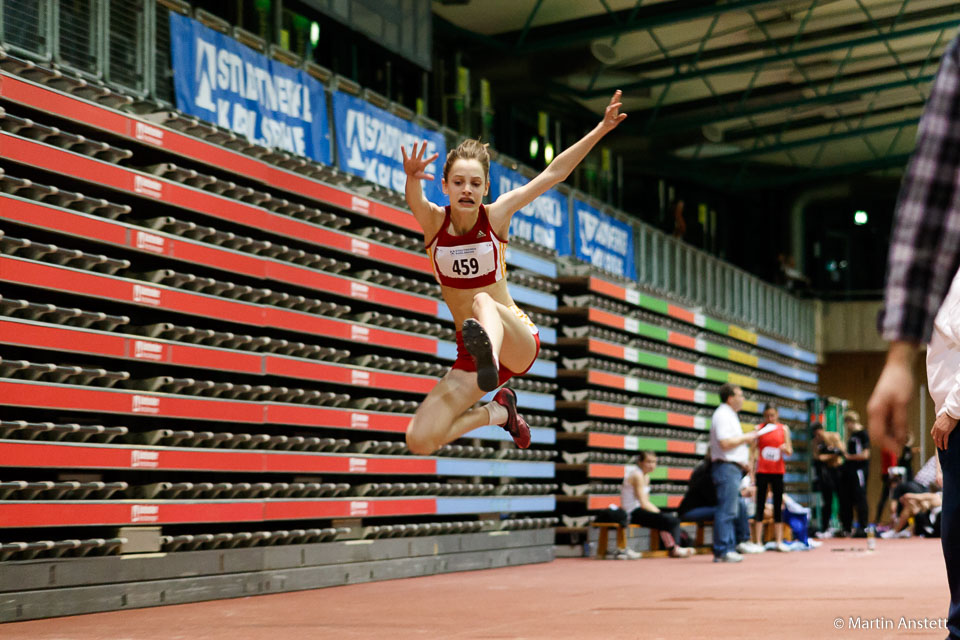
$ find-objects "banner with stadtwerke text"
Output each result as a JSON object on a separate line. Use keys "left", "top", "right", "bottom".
{"left": 168, "top": 12, "right": 331, "bottom": 165}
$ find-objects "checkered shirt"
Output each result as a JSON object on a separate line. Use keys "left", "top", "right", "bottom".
{"left": 881, "top": 30, "right": 960, "bottom": 343}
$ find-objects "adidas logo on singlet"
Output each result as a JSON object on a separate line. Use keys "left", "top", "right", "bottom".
{"left": 477, "top": 230, "right": 486, "bottom": 238}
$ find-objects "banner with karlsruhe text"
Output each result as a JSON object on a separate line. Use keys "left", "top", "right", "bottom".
{"left": 574, "top": 198, "right": 636, "bottom": 280}
{"left": 332, "top": 91, "right": 447, "bottom": 205}
{"left": 169, "top": 12, "right": 331, "bottom": 165}
{"left": 487, "top": 161, "right": 570, "bottom": 255}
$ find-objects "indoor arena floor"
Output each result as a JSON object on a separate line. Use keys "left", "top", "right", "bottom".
{"left": 4, "top": 538, "right": 949, "bottom": 639}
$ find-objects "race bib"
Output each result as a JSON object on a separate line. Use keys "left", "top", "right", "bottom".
{"left": 761, "top": 446, "right": 781, "bottom": 462}
{"left": 435, "top": 242, "right": 495, "bottom": 279}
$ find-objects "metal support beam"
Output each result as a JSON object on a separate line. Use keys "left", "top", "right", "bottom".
{"left": 731, "top": 153, "right": 912, "bottom": 190}
{"left": 578, "top": 17, "right": 960, "bottom": 98}
{"left": 515, "top": 0, "right": 546, "bottom": 47}
{"left": 636, "top": 73, "right": 936, "bottom": 137}
{"left": 715, "top": 117, "right": 919, "bottom": 162}
{"left": 512, "top": 0, "right": 784, "bottom": 53}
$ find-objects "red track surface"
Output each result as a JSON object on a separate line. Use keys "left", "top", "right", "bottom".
{"left": 3, "top": 538, "right": 950, "bottom": 639}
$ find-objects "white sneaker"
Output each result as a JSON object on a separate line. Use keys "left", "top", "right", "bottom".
{"left": 894, "top": 529, "right": 912, "bottom": 539}
{"left": 713, "top": 551, "right": 743, "bottom": 563}
{"left": 670, "top": 546, "right": 695, "bottom": 558}
{"left": 775, "top": 542, "right": 792, "bottom": 552}
{"left": 611, "top": 548, "right": 642, "bottom": 559}
{"left": 737, "top": 542, "right": 764, "bottom": 554}
{"left": 879, "top": 530, "right": 897, "bottom": 539}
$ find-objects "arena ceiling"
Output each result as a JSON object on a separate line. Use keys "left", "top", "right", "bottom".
{"left": 433, "top": 0, "right": 960, "bottom": 191}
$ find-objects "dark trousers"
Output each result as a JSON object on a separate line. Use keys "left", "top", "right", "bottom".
{"left": 940, "top": 431, "right": 960, "bottom": 639}
{"left": 755, "top": 472, "right": 784, "bottom": 522}
{"left": 711, "top": 461, "right": 742, "bottom": 557}
{"left": 875, "top": 476, "right": 892, "bottom": 523}
{"left": 818, "top": 468, "right": 841, "bottom": 531}
{"left": 840, "top": 464, "right": 869, "bottom": 532}
{"left": 630, "top": 507, "right": 684, "bottom": 549}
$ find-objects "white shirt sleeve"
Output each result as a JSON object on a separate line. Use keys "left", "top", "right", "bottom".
{"left": 931, "top": 271, "right": 960, "bottom": 418}
{"left": 713, "top": 406, "right": 741, "bottom": 441}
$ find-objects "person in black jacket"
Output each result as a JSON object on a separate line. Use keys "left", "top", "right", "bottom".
{"left": 678, "top": 457, "right": 758, "bottom": 553}
{"left": 812, "top": 423, "right": 844, "bottom": 536}
{"left": 839, "top": 411, "right": 871, "bottom": 537}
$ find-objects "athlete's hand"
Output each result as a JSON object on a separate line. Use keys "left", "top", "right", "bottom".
{"left": 600, "top": 90, "right": 628, "bottom": 132}
{"left": 401, "top": 141, "right": 439, "bottom": 181}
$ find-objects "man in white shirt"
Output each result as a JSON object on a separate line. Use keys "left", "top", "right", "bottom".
{"left": 710, "top": 383, "right": 758, "bottom": 563}
{"left": 925, "top": 268, "right": 960, "bottom": 635}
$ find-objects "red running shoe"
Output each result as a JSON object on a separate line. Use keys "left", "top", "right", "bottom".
{"left": 493, "top": 387, "right": 530, "bottom": 449}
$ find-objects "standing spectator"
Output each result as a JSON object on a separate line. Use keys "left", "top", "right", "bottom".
{"left": 875, "top": 444, "right": 899, "bottom": 525}
{"left": 677, "top": 457, "right": 760, "bottom": 554}
{"left": 812, "top": 424, "right": 844, "bottom": 536}
{"left": 709, "top": 383, "right": 758, "bottom": 563}
{"left": 619, "top": 452, "right": 695, "bottom": 558}
{"left": 840, "top": 410, "right": 871, "bottom": 537}
{"left": 866, "top": 30, "right": 960, "bottom": 638}
{"left": 751, "top": 405, "right": 793, "bottom": 551}
{"left": 899, "top": 434, "right": 917, "bottom": 482}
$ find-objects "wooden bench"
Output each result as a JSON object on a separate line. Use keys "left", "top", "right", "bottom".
{"left": 591, "top": 521, "right": 713, "bottom": 556}
{"left": 590, "top": 522, "right": 641, "bottom": 558}
{"left": 648, "top": 521, "right": 711, "bottom": 551}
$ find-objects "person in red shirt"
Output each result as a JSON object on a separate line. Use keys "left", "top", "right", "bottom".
{"left": 751, "top": 405, "right": 793, "bottom": 551}
{"left": 400, "top": 91, "right": 626, "bottom": 455}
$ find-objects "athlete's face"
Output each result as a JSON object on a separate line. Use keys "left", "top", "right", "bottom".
{"left": 442, "top": 159, "right": 489, "bottom": 213}
{"left": 763, "top": 408, "right": 778, "bottom": 423}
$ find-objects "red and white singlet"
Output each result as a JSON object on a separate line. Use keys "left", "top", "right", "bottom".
{"left": 425, "top": 204, "right": 508, "bottom": 289}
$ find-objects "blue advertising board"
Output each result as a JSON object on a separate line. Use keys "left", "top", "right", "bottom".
{"left": 573, "top": 198, "right": 636, "bottom": 280}
{"left": 332, "top": 91, "right": 447, "bottom": 204}
{"left": 487, "top": 162, "right": 570, "bottom": 255}
{"left": 169, "top": 13, "right": 331, "bottom": 165}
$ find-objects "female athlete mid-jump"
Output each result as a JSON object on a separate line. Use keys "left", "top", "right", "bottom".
{"left": 401, "top": 90, "right": 627, "bottom": 455}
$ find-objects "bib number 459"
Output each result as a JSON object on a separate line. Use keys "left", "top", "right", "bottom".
{"left": 451, "top": 257, "right": 480, "bottom": 276}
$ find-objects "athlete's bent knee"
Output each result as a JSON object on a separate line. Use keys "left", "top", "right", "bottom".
{"left": 405, "top": 425, "right": 438, "bottom": 455}
{"left": 472, "top": 291, "right": 493, "bottom": 315}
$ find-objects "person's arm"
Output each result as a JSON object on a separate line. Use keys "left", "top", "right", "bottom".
{"left": 718, "top": 430, "right": 757, "bottom": 450}
{"left": 400, "top": 142, "right": 445, "bottom": 238}
{"left": 870, "top": 38, "right": 960, "bottom": 451}
{"left": 632, "top": 471, "right": 659, "bottom": 513}
{"left": 780, "top": 426, "right": 793, "bottom": 457}
{"left": 485, "top": 91, "right": 626, "bottom": 235}
{"left": 869, "top": 342, "right": 920, "bottom": 453}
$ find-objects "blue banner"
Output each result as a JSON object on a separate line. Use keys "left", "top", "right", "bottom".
{"left": 574, "top": 199, "right": 636, "bottom": 280}
{"left": 168, "top": 13, "right": 331, "bottom": 165}
{"left": 488, "top": 162, "right": 570, "bottom": 255}
{"left": 332, "top": 91, "right": 447, "bottom": 205}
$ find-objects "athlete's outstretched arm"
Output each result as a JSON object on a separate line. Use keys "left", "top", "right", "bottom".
{"left": 401, "top": 141, "right": 445, "bottom": 236}
{"left": 487, "top": 90, "right": 627, "bottom": 228}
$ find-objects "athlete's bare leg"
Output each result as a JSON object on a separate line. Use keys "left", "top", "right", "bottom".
{"left": 471, "top": 292, "right": 538, "bottom": 373}
{"left": 405, "top": 369, "right": 490, "bottom": 455}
